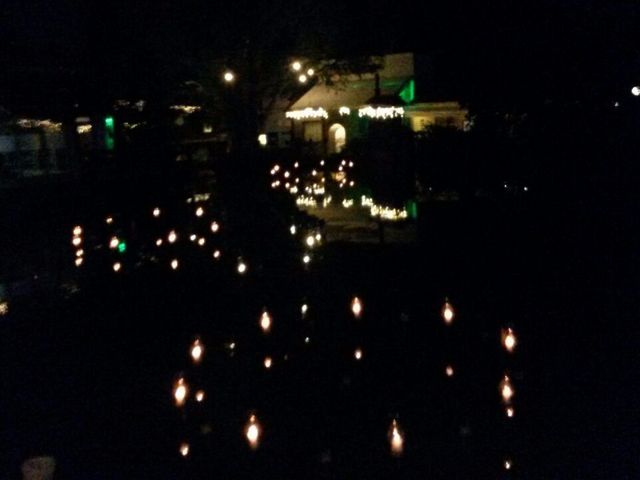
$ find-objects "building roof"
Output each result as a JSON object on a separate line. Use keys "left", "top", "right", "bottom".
{"left": 289, "top": 53, "right": 415, "bottom": 112}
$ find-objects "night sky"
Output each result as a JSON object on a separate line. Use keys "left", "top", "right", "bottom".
{"left": 2, "top": 0, "right": 640, "bottom": 111}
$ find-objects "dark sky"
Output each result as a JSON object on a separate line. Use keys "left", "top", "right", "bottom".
{"left": 2, "top": 0, "right": 640, "bottom": 111}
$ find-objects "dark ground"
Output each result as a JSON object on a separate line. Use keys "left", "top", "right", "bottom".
{"left": 1, "top": 168, "right": 638, "bottom": 479}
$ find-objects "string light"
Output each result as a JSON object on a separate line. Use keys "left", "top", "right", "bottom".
{"left": 504, "top": 458, "right": 513, "bottom": 470}
{"left": 72, "top": 226, "right": 82, "bottom": 236}
{"left": 189, "top": 234, "right": 197, "bottom": 242}
{"left": 237, "top": 259, "right": 248, "bottom": 274}
{"left": 339, "top": 106, "right": 351, "bottom": 116}
{"left": 75, "top": 249, "right": 84, "bottom": 257}
{"left": 152, "top": 207, "right": 160, "bottom": 217}
{"left": 223, "top": 71, "right": 235, "bottom": 83}
{"left": 0, "top": 302, "right": 8, "bottom": 316}
{"left": 171, "top": 259, "right": 179, "bottom": 270}
{"left": 156, "top": 238, "right": 163, "bottom": 246}
{"left": 197, "top": 237, "right": 206, "bottom": 246}
{"left": 445, "top": 365, "right": 454, "bottom": 377}
{"left": 291, "top": 61, "right": 302, "bottom": 71}
{"left": 286, "top": 108, "right": 328, "bottom": 120}
{"left": 301, "top": 303, "right": 308, "bottom": 315}
{"left": 105, "top": 216, "right": 113, "bottom": 224}
{"left": 354, "top": 347, "right": 363, "bottom": 360}
{"left": 245, "top": 414, "right": 261, "bottom": 449}
{"left": 264, "top": 356, "right": 272, "bottom": 369}
{"left": 210, "top": 221, "right": 220, "bottom": 233}
{"left": 290, "top": 225, "right": 297, "bottom": 235}
{"left": 302, "top": 253, "right": 311, "bottom": 264}
{"left": 358, "top": 106, "right": 405, "bottom": 119}
{"left": 351, "top": 296, "right": 363, "bottom": 318}
{"left": 75, "top": 257, "right": 83, "bottom": 267}
{"left": 168, "top": 230, "right": 177, "bottom": 243}
{"left": 109, "top": 236, "right": 119, "bottom": 249}
{"left": 112, "top": 262, "right": 122, "bottom": 272}
{"left": 506, "top": 406, "right": 515, "bottom": 418}
{"left": 195, "top": 390, "right": 205, "bottom": 402}
{"left": 195, "top": 206, "right": 204, "bottom": 217}
{"left": 389, "top": 419, "right": 404, "bottom": 457}
{"left": 305, "top": 234, "right": 315, "bottom": 247}
{"left": 213, "top": 250, "right": 221, "bottom": 259}
{"left": 190, "top": 339, "right": 204, "bottom": 364}
{"left": 442, "top": 299, "right": 454, "bottom": 325}
{"left": 174, "top": 377, "right": 188, "bottom": 406}
{"left": 306, "top": 68, "right": 314, "bottom": 76}
{"left": 72, "top": 236, "right": 82, "bottom": 247}
{"left": 298, "top": 74, "right": 308, "bottom": 83}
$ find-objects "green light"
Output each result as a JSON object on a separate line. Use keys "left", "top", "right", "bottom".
{"left": 117, "top": 241, "right": 126, "bottom": 253}
{"left": 399, "top": 79, "right": 415, "bottom": 104}
{"left": 104, "top": 116, "right": 115, "bottom": 150}
{"left": 406, "top": 200, "right": 418, "bottom": 219}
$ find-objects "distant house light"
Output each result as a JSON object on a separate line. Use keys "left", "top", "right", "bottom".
{"left": 358, "top": 106, "right": 405, "bottom": 119}
{"left": 339, "top": 106, "right": 351, "bottom": 116}
{"left": 286, "top": 108, "right": 329, "bottom": 120}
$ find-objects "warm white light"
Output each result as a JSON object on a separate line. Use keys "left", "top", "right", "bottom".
{"left": 298, "top": 74, "right": 308, "bottom": 83}
{"left": 112, "top": 262, "right": 121, "bottom": 272}
{"left": 500, "top": 375, "right": 514, "bottom": 404}
{"left": 213, "top": 250, "right": 221, "bottom": 259}
{"left": 445, "top": 365, "right": 454, "bottom": 377}
{"left": 301, "top": 303, "right": 308, "bottom": 315}
{"left": 442, "top": 300, "right": 454, "bottom": 325}
{"left": 354, "top": 347, "right": 363, "bottom": 360}
{"left": 358, "top": 106, "right": 404, "bottom": 119}
{"left": 237, "top": 260, "right": 247, "bottom": 274}
{"left": 302, "top": 253, "right": 311, "bottom": 264}
{"left": 264, "top": 356, "right": 272, "bottom": 369}
{"left": 506, "top": 406, "right": 515, "bottom": 418}
{"left": 305, "top": 235, "right": 315, "bottom": 247}
{"left": 245, "top": 414, "right": 261, "bottom": 449}
{"left": 502, "top": 328, "right": 517, "bottom": 352}
{"left": 307, "top": 68, "right": 314, "bottom": 76}
{"left": 171, "top": 259, "right": 179, "bottom": 270}
{"left": 290, "top": 225, "right": 297, "bottom": 235}
{"left": 191, "top": 339, "right": 204, "bottom": 363}
{"left": 73, "top": 226, "right": 82, "bottom": 236}
{"left": 156, "top": 238, "right": 163, "bottom": 246}
{"left": 153, "top": 207, "right": 160, "bottom": 217}
{"left": 389, "top": 419, "right": 404, "bottom": 456}
{"left": 223, "top": 71, "right": 235, "bottom": 83}
{"left": 0, "top": 301, "right": 8, "bottom": 316}
{"left": 349, "top": 161, "right": 354, "bottom": 167}
{"left": 105, "top": 216, "right": 113, "bottom": 224}
{"left": 351, "top": 296, "right": 363, "bottom": 318}
{"left": 195, "top": 206, "right": 204, "bottom": 217}
{"left": 189, "top": 234, "right": 197, "bottom": 242}
{"left": 320, "top": 160, "right": 325, "bottom": 166}
{"left": 339, "top": 106, "right": 351, "bottom": 116}
{"left": 198, "top": 237, "right": 206, "bottom": 246}
{"left": 294, "top": 162, "right": 299, "bottom": 168}
{"left": 304, "top": 336, "right": 310, "bottom": 344}
{"left": 195, "top": 390, "right": 205, "bottom": 402}
{"left": 179, "top": 442, "right": 190, "bottom": 457}
{"left": 210, "top": 221, "right": 220, "bottom": 233}
{"left": 109, "top": 236, "right": 119, "bottom": 249}
{"left": 260, "top": 311, "right": 272, "bottom": 333}
{"left": 75, "top": 249, "right": 84, "bottom": 257}
{"left": 292, "top": 61, "right": 302, "bottom": 71}
{"left": 258, "top": 134, "right": 267, "bottom": 146}
{"left": 168, "top": 231, "right": 177, "bottom": 243}
{"left": 286, "top": 108, "right": 328, "bottom": 120}
{"left": 504, "top": 459, "right": 512, "bottom": 470}
{"left": 75, "top": 257, "right": 83, "bottom": 267}
{"left": 72, "top": 237, "right": 82, "bottom": 247}
{"left": 632, "top": 86, "right": 640, "bottom": 96}
{"left": 174, "top": 378, "right": 188, "bottom": 406}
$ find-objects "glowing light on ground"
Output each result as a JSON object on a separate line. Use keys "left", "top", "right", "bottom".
{"left": 351, "top": 296, "right": 363, "bottom": 318}
{"left": 179, "top": 442, "right": 190, "bottom": 457}
{"left": 245, "top": 414, "right": 261, "bottom": 449}
{"left": 174, "top": 378, "right": 188, "bottom": 406}
{"left": 442, "top": 299, "right": 454, "bottom": 325}
{"left": 389, "top": 419, "right": 404, "bottom": 456}
{"left": 260, "top": 311, "right": 272, "bottom": 333}
{"left": 191, "top": 339, "right": 204, "bottom": 363}
{"left": 502, "top": 328, "right": 517, "bottom": 352}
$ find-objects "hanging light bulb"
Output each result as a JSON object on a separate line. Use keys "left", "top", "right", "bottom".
{"left": 179, "top": 442, "right": 190, "bottom": 457}
{"left": 171, "top": 259, "right": 179, "bottom": 270}
{"left": 112, "top": 262, "right": 121, "bottom": 272}
{"left": 213, "top": 250, "right": 221, "bottom": 259}
{"left": 500, "top": 375, "right": 514, "bottom": 404}
{"left": 190, "top": 339, "right": 204, "bottom": 363}
{"left": 195, "top": 390, "right": 205, "bottom": 402}
{"left": 260, "top": 310, "right": 272, "bottom": 333}
{"left": 168, "top": 230, "right": 177, "bottom": 243}
{"left": 442, "top": 298, "right": 454, "bottom": 325}
{"left": 506, "top": 406, "right": 515, "bottom": 418}
{"left": 195, "top": 206, "right": 204, "bottom": 217}
{"left": 351, "top": 296, "right": 363, "bottom": 318}
{"left": 263, "top": 356, "right": 272, "bottom": 369}
{"left": 174, "top": 377, "right": 188, "bottom": 406}
{"left": 210, "top": 221, "right": 220, "bottom": 233}
{"left": 389, "top": 419, "right": 404, "bottom": 457}
{"left": 502, "top": 328, "right": 517, "bottom": 353}
{"left": 72, "top": 226, "right": 82, "bottom": 236}
{"left": 72, "top": 236, "right": 82, "bottom": 247}
{"left": 245, "top": 414, "right": 261, "bottom": 449}
{"left": 109, "top": 236, "right": 119, "bottom": 249}
{"left": 75, "top": 257, "right": 83, "bottom": 267}
{"left": 153, "top": 207, "right": 161, "bottom": 217}
{"left": 156, "top": 238, "right": 163, "bottom": 246}
{"left": 197, "top": 237, "right": 206, "bottom": 246}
